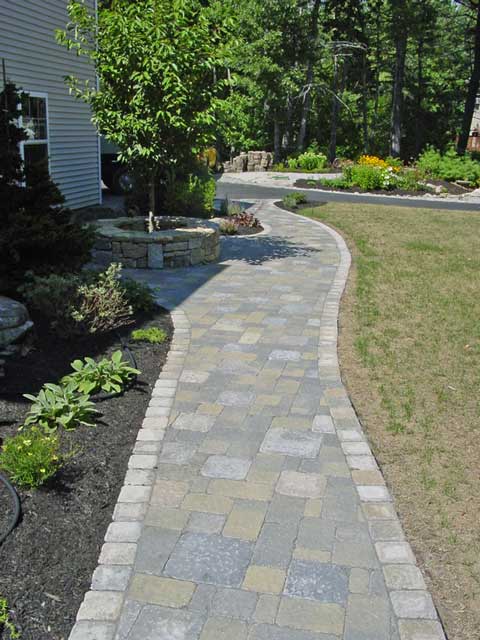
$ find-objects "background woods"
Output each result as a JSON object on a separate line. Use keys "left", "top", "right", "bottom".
{"left": 218, "top": 0, "right": 479, "bottom": 161}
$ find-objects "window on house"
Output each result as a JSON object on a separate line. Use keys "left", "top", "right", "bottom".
{"left": 20, "top": 94, "right": 49, "bottom": 179}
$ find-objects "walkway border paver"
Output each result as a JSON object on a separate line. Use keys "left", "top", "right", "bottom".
{"left": 69, "top": 201, "right": 446, "bottom": 640}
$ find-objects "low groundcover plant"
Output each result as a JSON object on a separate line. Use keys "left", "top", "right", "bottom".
{"left": 0, "top": 426, "right": 67, "bottom": 490}
{"left": 131, "top": 327, "right": 167, "bottom": 344}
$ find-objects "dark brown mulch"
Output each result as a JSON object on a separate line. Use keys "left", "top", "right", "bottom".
{"left": 0, "top": 308, "right": 172, "bottom": 640}
{"left": 293, "top": 178, "right": 472, "bottom": 197}
{"left": 236, "top": 224, "right": 264, "bottom": 236}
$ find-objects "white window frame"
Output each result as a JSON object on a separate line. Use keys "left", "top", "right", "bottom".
{"left": 18, "top": 91, "right": 51, "bottom": 174}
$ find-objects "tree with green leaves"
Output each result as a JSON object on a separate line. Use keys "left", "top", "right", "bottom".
{"left": 57, "top": 0, "right": 231, "bottom": 213}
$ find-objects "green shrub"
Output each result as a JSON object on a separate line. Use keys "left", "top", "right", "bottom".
{"left": 23, "top": 382, "right": 97, "bottom": 433}
{"left": 62, "top": 350, "right": 140, "bottom": 396}
{"left": 295, "top": 150, "right": 328, "bottom": 171}
{"left": 0, "top": 83, "right": 95, "bottom": 294}
{"left": 19, "top": 271, "right": 81, "bottom": 331}
{"left": 396, "top": 168, "right": 425, "bottom": 191}
{"left": 347, "top": 164, "right": 385, "bottom": 190}
{"left": 282, "top": 192, "right": 307, "bottom": 209}
{"left": 0, "top": 427, "right": 66, "bottom": 489}
{"left": 121, "top": 278, "right": 156, "bottom": 314}
{"left": 72, "top": 263, "right": 133, "bottom": 334}
{"left": 131, "top": 327, "right": 167, "bottom": 344}
{"left": 417, "top": 147, "right": 480, "bottom": 184}
{"left": 22, "top": 264, "right": 134, "bottom": 336}
{"left": 164, "top": 167, "right": 216, "bottom": 218}
{"left": 219, "top": 219, "right": 239, "bottom": 235}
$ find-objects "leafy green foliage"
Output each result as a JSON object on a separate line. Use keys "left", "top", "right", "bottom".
{"left": 282, "top": 192, "right": 308, "bottom": 209}
{"left": 57, "top": 0, "right": 232, "bottom": 213}
{"left": 163, "top": 169, "right": 216, "bottom": 218}
{"left": 417, "top": 147, "right": 480, "bottom": 185}
{"left": 0, "top": 83, "right": 95, "bottom": 295}
{"left": 23, "top": 383, "right": 97, "bottom": 433}
{"left": 121, "top": 279, "right": 156, "bottom": 314}
{"left": 288, "top": 150, "right": 328, "bottom": 171}
{"left": 62, "top": 350, "right": 140, "bottom": 396}
{"left": 22, "top": 264, "right": 134, "bottom": 336}
{"left": 131, "top": 327, "right": 168, "bottom": 344}
{"left": 0, "top": 427, "right": 66, "bottom": 489}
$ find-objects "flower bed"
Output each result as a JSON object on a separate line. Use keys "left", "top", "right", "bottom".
{"left": 92, "top": 216, "right": 220, "bottom": 269}
{"left": 0, "top": 307, "right": 172, "bottom": 639}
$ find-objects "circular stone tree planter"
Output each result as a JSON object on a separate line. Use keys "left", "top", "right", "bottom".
{"left": 92, "top": 217, "right": 220, "bottom": 269}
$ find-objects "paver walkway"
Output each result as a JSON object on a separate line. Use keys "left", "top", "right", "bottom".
{"left": 71, "top": 202, "right": 444, "bottom": 640}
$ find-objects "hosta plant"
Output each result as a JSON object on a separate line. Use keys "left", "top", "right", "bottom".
{"left": 23, "top": 382, "right": 97, "bottom": 432}
{"left": 62, "top": 350, "right": 140, "bottom": 396}
{"left": 0, "top": 426, "right": 66, "bottom": 490}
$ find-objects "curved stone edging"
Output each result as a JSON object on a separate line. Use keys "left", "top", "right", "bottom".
{"left": 68, "top": 304, "right": 192, "bottom": 640}
{"left": 275, "top": 200, "right": 447, "bottom": 640}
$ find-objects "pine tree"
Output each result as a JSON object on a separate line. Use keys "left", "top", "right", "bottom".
{"left": 0, "top": 82, "right": 95, "bottom": 294}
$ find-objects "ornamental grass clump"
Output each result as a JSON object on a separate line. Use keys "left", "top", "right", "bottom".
{"left": 0, "top": 427, "right": 66, "bottom": 489}
{"left": 219, "top": 219, "right": 239, "bottom": 235}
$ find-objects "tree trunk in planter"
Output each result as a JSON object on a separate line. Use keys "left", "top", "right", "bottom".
{"left": 148, "top": 170, "right": 157, "bottom": 216}
{"left": 458, "top": 1, "right": 480, "bottom": 155}
{"left": 328, "top": 52, "right": 340, "bottom": 163}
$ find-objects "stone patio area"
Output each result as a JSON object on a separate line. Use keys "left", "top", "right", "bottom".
{"left": 69, "top": 201, "right": 445, "bottom": 640}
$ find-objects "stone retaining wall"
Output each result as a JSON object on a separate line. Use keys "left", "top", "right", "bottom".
{"left": 224, "top": 150, "right": 274, "bottom": 173}
{"left": 92, "top": 217, "right": 220, "bottom": 269}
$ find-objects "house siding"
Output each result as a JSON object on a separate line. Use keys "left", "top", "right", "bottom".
{"left": 0, "top": 0, "right": 101, "bottom": 209}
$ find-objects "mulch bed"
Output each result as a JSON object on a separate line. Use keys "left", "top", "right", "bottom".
{"left": 294, "top": 177, "right": 472, "bottom": 197}
{"left": 234, "top": 224, "right": 264, "bottom": 236}
{"left": 0, "top": 308, "right": 172, "bottom": 640}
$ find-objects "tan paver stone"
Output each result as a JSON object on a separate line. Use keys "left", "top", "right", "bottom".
{"left": 200, "top": 617, "right": 248, "bottom": 640}
{"left": 243, "top": 566, "right": 286, "bottom": 594}
{"left": 274, "top": 379, "right": 301, "bottom": 394}
{"left": 293, "top": 547, "right": 331, "bottom": 563}
{"left": 276, "top": 471, "right": 326, "bottom": 499}
{"left": 247, "top": 468, "right": 280, "bottom": 486}
{"left": 224, "top": 504, "right": 266, "bottom": 541}
{"left": 208, "top": 479, "right": 273, "bottom": 501}
{"left": 182, "top": 493, "right": 233, "bottom": 515}
{"left": 247, "top": 311, "right": 267, "bottom": 323}
{"left": 352, "top": 470, "right": 386, "bottom": 485}
{"left": 236, "top": 375, "right": 258, "bottom": 385}
{"left": 398, "top": 620, "right": 446, "bottom": 640}
{"left": 254, "top": 595, "right": 279, "bottom": 624}
{"left": 199, "top": 439, "right": 230, "bottom": 455}
{"left": 197, "top": 403, "right": 224, "bottom": 416}
{"left": 276, "top": 597, "right": 345, "bottom": 635}
{"left": 151, "top": 480, "right": 189, "bottom": 507}
{"left": 129, "top": 574, "right": 195, "bottom": 607}
{"left": 145, "top": 506, "right": 190, "bottom": 530}
{"left": 240, "top": 331, "right": 262, "bottom": 345}
{"left": 362, "top": 502, "right": 397, "bottom": 520}
{"left": 255, "top": 394, "right": 281, "bottom": 406}
{"left": 271, "top": 416, "right": 311, "bottom": 430}
{"left": 304, "top": 499, "right": 323, "bottom": 517}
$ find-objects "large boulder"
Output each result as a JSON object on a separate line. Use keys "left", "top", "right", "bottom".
{"left": 0, "top": 296, "right": 34, "bottom": 348}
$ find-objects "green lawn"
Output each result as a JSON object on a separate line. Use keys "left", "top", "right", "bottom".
{"left": 299, "top": 202, "right": 480, "bottom": 640}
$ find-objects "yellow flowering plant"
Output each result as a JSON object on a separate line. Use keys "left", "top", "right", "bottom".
{"left": 0, "top": 426, "right": 68, "bottom": 489}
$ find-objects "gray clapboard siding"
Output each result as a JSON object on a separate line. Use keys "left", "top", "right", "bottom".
{"left": 0, "top": 0, "right": 101, "bottom": 209}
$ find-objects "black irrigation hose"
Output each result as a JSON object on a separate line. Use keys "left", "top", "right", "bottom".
{"left": 0, "top": 471, "right": 21, "bottom": 546}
